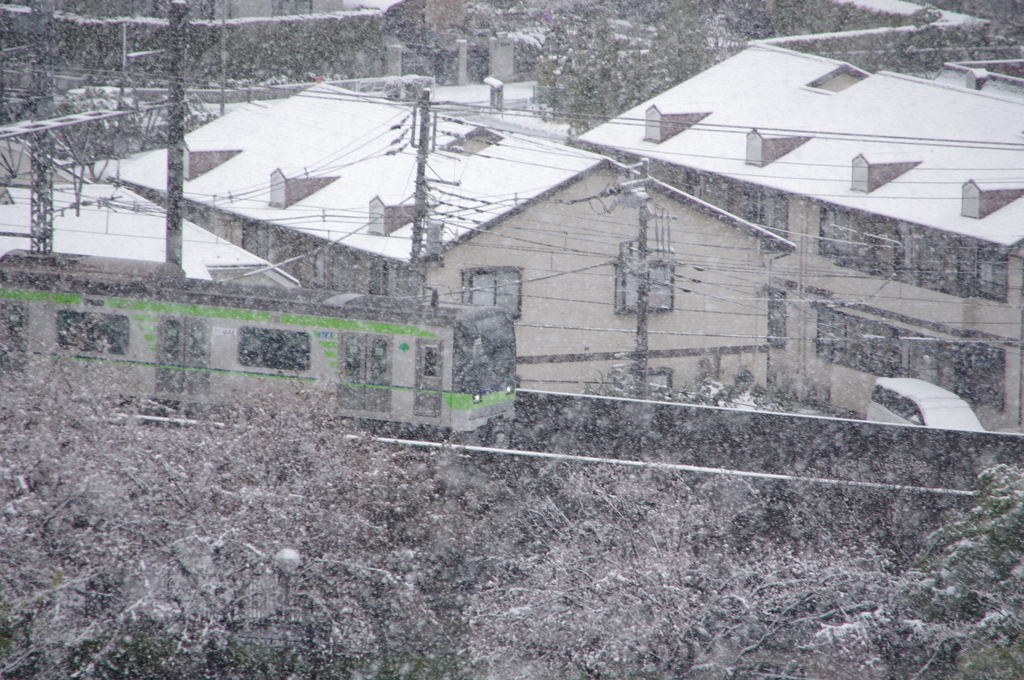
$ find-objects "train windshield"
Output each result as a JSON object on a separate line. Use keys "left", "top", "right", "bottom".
{"left": 453, "top": 311, "right": 516, "bottom": 395}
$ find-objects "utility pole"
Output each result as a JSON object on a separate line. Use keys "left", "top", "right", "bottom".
{"left": 633, "top": 187, "right": 651, "bottom": 400}
{"left": 219, "top": 0, "right": 227, "bottom": 117}
{"left": 410, "top": 88, "right": 431, "bottom": 263}
{"left": 165, "top": 0, "right": 188, "bottom": 270}
{"left": 29, "top": 0, "right": 54, "bottom": 254}
{"left": 619, "top": 159, "right": 652, "bottom": 400}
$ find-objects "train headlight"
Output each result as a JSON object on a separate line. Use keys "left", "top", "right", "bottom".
{"left": 506, "top": 384, "right": 514, "bottom": 395}
{"left": 473, "top": 393, "right": 482, "bottom": 404}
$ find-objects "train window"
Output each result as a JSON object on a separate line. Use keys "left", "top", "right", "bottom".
{"left": 343, "top": 336, "right": 362, "bottom": 380}
{"left": 422, "top": 345, "right": 439, "bottom": 378}
{"left": 370, "top": 338, "right": 389, "bottom": 384}
{"left": 0, "top": 302, "right": 27, "bottom": 371}
{"left": 415, "top": 340, "right": 443, "bottom": 417}
{"left": 56, "top": 311, "right": 129, "bottom": 355}
{"left": 238, "top": 327, "right": 310, "bottom": 371}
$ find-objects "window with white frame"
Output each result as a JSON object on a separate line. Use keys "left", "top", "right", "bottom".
{"left": 462, "top": 268, "right": 522, "bottom": 317}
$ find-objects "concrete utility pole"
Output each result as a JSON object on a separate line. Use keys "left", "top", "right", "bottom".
{"left": 165, "top": 0, "right": 188, "bottom": 270}
{"left": 410, "top": 88, "right": 431, "bottom": 263}
{"left": 620, "top": 159, "right": 652, "bottom": 400}
{"left": 29, "top": 0, "right": 54, "bottom": 254}
{"left": 633, "top": 187, "right": 652, "bottom": 400}
{"left": 219, "top": 0, "right": 227, "bottom": 117}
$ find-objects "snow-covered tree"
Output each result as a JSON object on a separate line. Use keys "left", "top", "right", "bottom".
{"left": 912, "top": 464, "right": 1024, "bottom": 679}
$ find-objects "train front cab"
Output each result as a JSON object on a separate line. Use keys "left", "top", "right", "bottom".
{"left": 449, "top": 306, "right": 516, "bottom": 434}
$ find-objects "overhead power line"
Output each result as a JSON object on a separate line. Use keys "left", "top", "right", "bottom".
{"left": 345, "top": 434, "right": 978, "bottom": 497}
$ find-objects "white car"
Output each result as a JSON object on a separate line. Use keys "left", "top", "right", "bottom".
{"left": 866, "top": 377, "right": 985, "bottom": 432}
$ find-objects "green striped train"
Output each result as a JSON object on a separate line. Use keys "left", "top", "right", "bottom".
{"left": 0, "top": 251, "right": 516, "bottom": 436}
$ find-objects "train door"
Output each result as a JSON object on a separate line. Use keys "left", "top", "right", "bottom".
{"left": 156, "top": 317, "right": 210, "bottom": 397}
{"left": 339, "top": 334, "right": 391, "bottom": 413}
{"left": 414, "top": 339, "right": 443, "bottom": 417}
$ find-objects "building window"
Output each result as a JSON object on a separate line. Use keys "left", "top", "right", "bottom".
{"left": 56, "top": 311, "right": 130, "bottom": 355}
{"left": 976, "top": 247, "right": 1008, "bottom": 302}
{"left": 648, "top": 367, "right": 673, "bottom": 393}
{"left": 766, "top": 288, "right": 786, "bottom": 349}
{"left": 702, "top": 174, "right": 730, "bottom": 210}
{"left": 370, "top": 260, "right": 421, "bottom": 297}
{"left": 615, "top": 248, "right": 674, "bottom": 314}
{"left": 238, "top": 327, "right": 311, "bottom": 371}
{"left": 272, "top": 0, "right": 312, "bottom": 15}
{"left": 462, "top": 268, "right": 522, "bottom": 318}
{"left": 742, "top": 184, "right": 789, "bottom": 236}
{"left": 821, "top": 213, "right": 1007, "bottom": 302}
{"left": 815, "top": 306, "right": 1004, "bottom": 410}
{"left": 819, "top": 206, "right": 862, "bottom": 264}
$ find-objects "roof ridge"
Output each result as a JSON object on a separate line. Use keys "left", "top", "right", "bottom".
{"left": 876, "top": 70, "right": 1024, "bottom": 108}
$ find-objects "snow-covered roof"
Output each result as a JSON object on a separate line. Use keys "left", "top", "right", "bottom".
{"left": 0, "top": 184, "right": 292, "bottom": 283}
{"left": 580, "top": 45, "right": 1024, "bottom": 247}
{"left": 114, "top": 84, "right": 605, "bottom": 262}
{"left": 829, "top": 0, "right": 980, "bottom": 26}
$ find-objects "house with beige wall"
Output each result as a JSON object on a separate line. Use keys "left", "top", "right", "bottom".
{"left": 423, "top": 170, "right": 792, "bottom": 393}
{"left": 115, "top": 83, "right": 791, "bottom": 395}
{"left": 580, "top": 45, "right": 1024, "bottom": 431}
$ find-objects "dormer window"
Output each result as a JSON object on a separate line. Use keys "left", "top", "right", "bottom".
{"left": 184, "top": 149, "right": 241, "bottom": 181}
{"left": 962, "top": 180, "right": 1024, "bottom": 219}
{"left": 269, "top": 169, "right": 338, "bottom": 209}
{"left": 851, "top": 154, "right": 920, "bottom": 192}
{"left": 644, "top": 106, "right": 711, "bottom": 144}
{"left": 807, "top": 65, "right": 868, "bottom": 93}
{"left": 745, "top": 129, "right": 810, "bottom": 167}
{"left": 367, "top": 196, "right": 415, "bottom": 236}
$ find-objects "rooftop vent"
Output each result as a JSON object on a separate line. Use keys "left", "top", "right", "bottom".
{"left": 184, "top": 149, "right": 241, "bottom": 181}
{"left": 443, "top": 127, "right": 503, "bottom": 155}
{"left": 962, "top": 179, "right": 1024, "bottom": 219}
{"left": 746, "top": 129, "right": 810, "bottom": 167}
{"left": 269, "top": 169, "right": 338, "bottom": 209}
{"left": 851, "top": 154, "right": 920, "bottom": 192}
{"left": 965, "top": 68, "right": 989, "bottom": 90}
{"left": 368, "top": 196, "right": 416, "bottom": 236}
{"left": 807, "top": 65, "right": 868, "bottom": 93}
{"left": 644, "top": 106, "right": 710, "bottom": 144}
